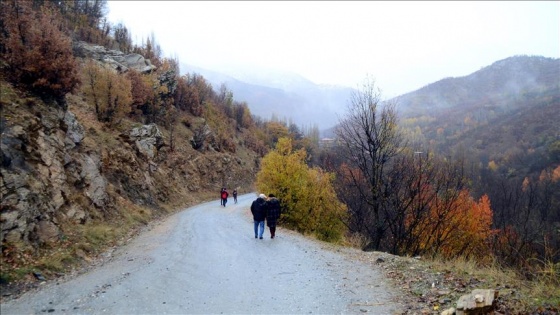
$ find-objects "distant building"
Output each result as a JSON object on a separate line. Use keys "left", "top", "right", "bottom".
{"left": 319, "top": 137, "right": 336, "bottom": 148}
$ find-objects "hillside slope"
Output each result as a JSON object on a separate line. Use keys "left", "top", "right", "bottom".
{"left": 396, "top": 55, "right": 559, "bottom": 117}
{"left": 0, "top": 74, "right": 259, "bottom": 285}
{"left": 396, "top": 55, "right": 560, "bottom": 178}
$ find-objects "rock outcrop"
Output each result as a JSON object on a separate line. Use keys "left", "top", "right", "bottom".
{"left": 1, "top": 99, "right": 100, "bottom": 245}
{"left": 126, "top": 124, "right": 165, "bottom": 160}
{"left": 1, "top": 83, "right": 258, "bottom": 251}
{"left": 73, "top": 41, "right": 157, "bottom": 73}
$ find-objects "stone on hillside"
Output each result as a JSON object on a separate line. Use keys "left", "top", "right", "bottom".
{"left": 63, "top": 111, "right": 85, "bottom": 148}
{"left": 128, "top": 124, "right": 165, "bottom": 160}
{"left": 455, "top": 289, "right": 498, "bottom": 315}
{"left": 440, "top": 307, "right": 455, "bottom": 315}
{"left": 65, "top": 205, "right": 87, "bottom": 224}
{"left": 74, "top": 41, "right": 156, "bottom": 74}
{"left": 80, "top": 153, "right": 108, "bottom": 208}
{"left": 33, "top": 220, "right": 60, "bottom": 244}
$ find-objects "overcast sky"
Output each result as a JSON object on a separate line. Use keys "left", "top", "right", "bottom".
{"left": 106, "top": 1, "right": 559, "bottom": 98}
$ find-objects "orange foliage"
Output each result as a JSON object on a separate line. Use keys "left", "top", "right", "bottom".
{"left": 522, "top": 177, "right": 530, "bottom": 192}
{"left": 540, "top": 165, "right": 560, "bottom": 183}
{"left": 127, "top": 70, "right": 153, "bottom": 116}
{"left": 410, "top": 190, "right": 494, "bottom": 259}
{"left": 553, "top": 165, "right": 560, "bottom": 182}
{"left": 1, "top": 1, "right": 80, "bottom": 101}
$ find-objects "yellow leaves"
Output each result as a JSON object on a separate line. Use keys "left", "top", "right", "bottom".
{"left": 80, "top": 60, "right": 132, "bottom": 124}
{"left": 488, "top": 160, "right": 498, "bottom": 172}
{"left": 256, "top": 137, "right": 347, "bottom": 242}
{"left": 266, "top": 121, "right": 290, "bottom": 146}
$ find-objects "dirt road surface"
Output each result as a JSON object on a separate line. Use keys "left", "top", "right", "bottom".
{"left": 1, "top": 193, "right": 402, "bottom": 314}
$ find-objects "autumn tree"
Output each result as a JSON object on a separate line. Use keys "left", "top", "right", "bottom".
{"left": 410, "top": 190, "right": 494, "bottom": 260}
{"left": 126, "top": 69, "right": 153, "bottom": 118}
{"left": 112, "top": 22, "right": 132, "bottom": 53}
{"left": 1, "top": 1, "right": 80, "bottom": 103}
{"left": 179, "top": 73, "right": 213, "bottom": 116}
{"left": 335, "top": 78, "right": 404, "bottom": 250}
{"left": 217, "top": 83, "right": 234, "bottom": 118}
{"left": 233, "top": 101, "right": 254, "bottom": 129}
{"left": 134, "top": 33, "right": 162, "bottom": 68}
{"left": 81, "top": 60, "right": 132, "bottom": 124}
{"left": 256, "top": 137, "right": 347, "bottom": 242}
{"left": 202, "top": 100, "right": 236, "bottom": 152}
{"left": 266, "top": 121, "right": 290, "bottom": 147}
{"left": 48, "top": 0, "right": 109, "bottom": 46}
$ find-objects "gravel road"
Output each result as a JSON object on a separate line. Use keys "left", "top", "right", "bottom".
{"left": 1, "top": 193, "right": 402, "bottom": 314}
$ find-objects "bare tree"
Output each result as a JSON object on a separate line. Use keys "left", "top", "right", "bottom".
{"left": 335, "top": 78, "right": 404, "bottom": 250}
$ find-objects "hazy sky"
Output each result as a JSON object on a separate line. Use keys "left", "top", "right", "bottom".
{"left": 106, "top": 1, "right": 559, "bottom": 98}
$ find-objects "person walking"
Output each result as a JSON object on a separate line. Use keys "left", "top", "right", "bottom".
{"left": 221, "top": 188, "right": 229, "bottom": 207}
{"left": 233, "top": 189, "right": 238, "bottom": 204}
{"left": 265, "top": 194, "right": 281, "bottom": 239}
{"left": 251, "top": 194, "right": 267, "bottom": 239}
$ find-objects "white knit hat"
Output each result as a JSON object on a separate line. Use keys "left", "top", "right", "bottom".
{"left": 259, "top": 194, "right": 266, "bottom": 199}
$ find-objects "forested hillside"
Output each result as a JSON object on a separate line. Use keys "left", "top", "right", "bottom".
{"left": 392, "top": 55, "right": 560, "bottom": 272}
{"left": 397, "top": 56, "right": 559, "bottom": 161}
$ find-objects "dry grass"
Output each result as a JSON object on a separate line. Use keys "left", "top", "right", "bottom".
{"left": 36, "top": 249, "right": 77, "bottom": 273}
{"left": 338, "top": 233, "right": 560, "bottom": 314}
{"left": 424, "top": 255, "right": 560, "bottom": 313}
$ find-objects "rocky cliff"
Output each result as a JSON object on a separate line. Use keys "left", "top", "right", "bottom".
{"left": 0, "top": 46, "right": 259, "bottom": 282}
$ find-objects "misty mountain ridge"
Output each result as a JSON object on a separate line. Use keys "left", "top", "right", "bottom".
{"left": 181, "top": 63, "right": 355, "bottom": 130}
{"left": 393, "top": 55, "right": 559, "bottom": 180}
{"left": 393, "top": 55, "right": 559, "bottom": 117}
{"left": 182, "top": 55, "right": 558, "bottom": 141}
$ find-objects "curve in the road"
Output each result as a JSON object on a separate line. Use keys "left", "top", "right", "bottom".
{"left": 1, "top": 193, "right": 401, "bottom": 314}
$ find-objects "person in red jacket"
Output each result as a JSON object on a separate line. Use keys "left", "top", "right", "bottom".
{"left": 221, "top": 188, "right": 229, "bottom": 207}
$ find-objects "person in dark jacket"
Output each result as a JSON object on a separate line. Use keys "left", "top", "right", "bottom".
{"left": 265, "top": 194, "right": 281, "bottom": 239}
{"left": 233, "top": 189, "right": 238, "bottom": 204}
{"left": 250, "top": 194, "right": 267, "bottom": 239}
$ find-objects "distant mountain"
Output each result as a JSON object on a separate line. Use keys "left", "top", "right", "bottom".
{"left": 394, "top": 55, "right": 559, "bottom": 118}
{"left": 180, "top": 63, "right": 356, "bottom": 131}
{"left": 393, "top": 55, "right": 560, "bottom": 178}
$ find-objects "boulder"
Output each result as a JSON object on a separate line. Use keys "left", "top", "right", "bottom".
{"left": 455, "top": 289, "right": 498, "bottom": 315}
{"left": 73, "top": 41, "right": 156, "bottom": 74}
{"left": 63, "top": 111, "right": 85, "bottom": 148}
{"left": 128, "top": 124, "right": 165, "bottom": 160}
{"left": 32, "top": 220, "right": 60, "bottom": 244}
{"left": 124, "top": 54, "right": 157, "bottom": 73}
{"left": 80, "top": 153, "right": 108, "bottom": 208}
